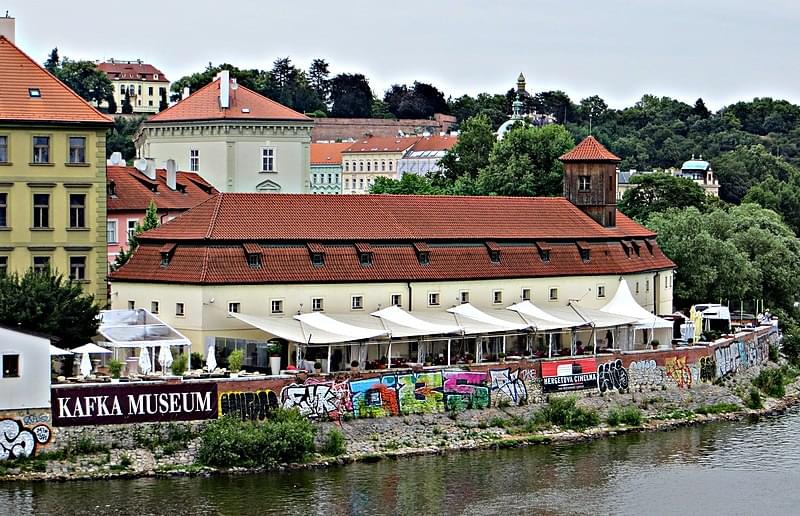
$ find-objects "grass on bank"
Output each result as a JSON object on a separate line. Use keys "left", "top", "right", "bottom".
{"left": 0, "top": 436, "right": 110, "bottom": 475}
{"left": 752, "top": 365, "right": 800, "bottom": 399}
{"left": 606, "top": 406, "right": 644, "bottom": 426}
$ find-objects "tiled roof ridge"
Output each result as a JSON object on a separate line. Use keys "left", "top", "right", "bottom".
{"left": 204, "top": 194, "right": 224, "bottom": 240}
{"left": 0, "top": 36, "right": 112, "bottom": 124}
{"left": 234, "top": 82, "right": 312, "bottom": 121}
{"left": 145, "top": 78, "right": 218, "bottom": 122}
{"left": 559, "top": 135, "right": 620, "bottom": 162}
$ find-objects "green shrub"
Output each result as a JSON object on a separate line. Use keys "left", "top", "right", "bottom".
{"left": 228, "top": 349, "right": 245, "bottom": 372}
{"left": 540, "top": 396, "right": 600, "bottom": 431}
{"left": 321, "top": 428, "right": 347, "bottom": 456}
{"left": 768, "top": 345, "right": 779, "bottom": 363}
{"left": 108, "top": 359, "right": 124, "bottom": 379}
{"left": 197, "top": 409, "right": 316, "bottom": 468}
{"left": 191, "top": 352, "right": 204, "bottom": 370}
{"left": 745, "top": 387, "right": 763, "bottom": 409}
{"left": 171, "top": 354, "right": 188, "bottom": 376}
{"left": 607, "top": 406, "right": 643, "bottom": 426}
{"left": 694, "top": 403, "right": 740, "bottom": 415}
{"left": 487, "top": 416, "right": 509, "bottom": 428}
{"left": 753, "top": 368, "right": 786, "bottom": 398}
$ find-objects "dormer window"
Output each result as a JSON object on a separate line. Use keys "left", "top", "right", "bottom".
{"left": 631, "top": 240, "right": 641, "bottom": 257}
{"left": 621, "top": 240, "right": 632, "bottom": 257}
{"left": 485, "top": 241, "right": 501, "bottom": 263}
{"left": 107, "top": 181, "right": 117, "bottom": 198}
{"left": 159, "top": 243, "right": 176, "bottom": 267}
{"left": 306, "top": 243, "right": 325, "bottom": 266}
{"left": 536, "top": 242, "right": 551, "bottom": 263}
{"left": 243, "top": 243, "right": 262, "bottom": 269}
{"left": 577, "top": 242, "right": 591, "bottom": 262}
{"left": 418, "top": 252, "right": 430, "bottom": 265}
{"left": 28, "top": 88, "right": 41, "bottom": 98}
{"left": 413, "top": 242, "right": 431, "bottom": 266}
{"left": 355, "top": 242, "right": 372, "bottom": 266}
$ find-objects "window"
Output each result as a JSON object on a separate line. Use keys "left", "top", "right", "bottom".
{"left": 578, "top": 175, "right": 591, "bottom": 191}
{"left": 366, "top": 161, "right": 371, "bottom": 172}
{"left": 489, "top": 250, "right": 501, "bottom": 263}
{"left": 460, "top": 291, "right": 470, "bottom": 304}
{"left": 388, "top": 161, "right": 393, "bottom": 171}
{"left": 344, "top": 162, "right": 350, "bottom": 172}
{"left": 175, "top": 302, "right": 185, "bottom": 316}
{"left": 228, "top": 302, "right": 241, "bottom": 315}
{"left": 148, "top": 100, "right": 153, "bottom": 107}
{"left": 138, "top": 85, "right": 141, "bottom": 95}
{"left": 148, "top": 86, "right": 153, "bottom": 96}
{"left": 548, "top": 287, "right": 558, "bottom": 301}
{"left": 261, "top": 148, "right": 275, "bottom": 172}
{"left": 69, "top": 256, "right": 86, "bottom": 280}
{"left": 539, "top": 249, "right": 550, "bottom": 263}
{"left": 0, "top": 193, "right": 6, "bottom": 227}
{"left": 0, "top": 135, "right": 7, "bottom": 163}
{"left": 597, "top": 285, "right": 606, "bottom": 298}
{"left": 151, "top": 301, "right": 160, "bottom": 314}
{"left": 247, "top": 254, "right": 262, "bottom": 268}
{"left": 127, "top": 219, "right": 138, "bottom": 239}
{"left": 2, "top": 354, "right": 19, "bottom": 378}
{"left": 68, "top": 137, "right": 86, "bottom": 163}
{"left": 311, "top": 252, "right": 324, "bottom": 267}
{"left": 328, "top": 173, "right": 332, "bottom": 184}
{"left": 128, "top": 300, "right": 135, "bottom": 310}
{"left": 417, "top": 252, "right": 430, "bottom": 265}
{"left": 381, "top": 161, "right": 386, "bottom": 171}
{"left": 580, "top": 249, "right": 590, "bottom": 261}
{"left": 493, "top": 290, "right": 503, "bottom": 304}
{"left": 154, "top": 74, "right": 159, "bottom": 80}
{"left": 32, "top": 136, "right": 50, "bottom": 163}
{"left": 69, "top": 194, "right": 86, "bottom": 228}
{"left": 32, "top": 194, "right": 49, "bottom": 228}
{"left": 521, "top": 288, "right": 531, "bottom": 301}
{"left": 428, "top": 292, "right": 440, "bottom": 306}
{"left": 635, "top": 282, "right": 640, "bottom": 294}
{"left": 107, "top": 220, "right": 118, "bottom": 243}
{"left": 390, "top": 294, "right": 402, "bottom": 307}
{"left": 359, "top": 252, "right": 372, "bottom": 266}
{"left": 160, "top": 253, "right": 170, "bottom": 267}
{"left": 351, "top": 295, "right": 363, "bottom": 310}
{"left": 190, "top": 149, "right": 199, "bottom": 172}
{"left": 120, "top": 85, "right": 126, "bottom": 94}
{"left": 312, "top": 174, "right": 317, "bottom": 184}
{"left": 359, "top": 161, "right": 364, "bottom": 172}
{"left": 271, "top": 299, "right": 284, "bottom": 314}
{"left": 312, "top": 297, "right": 324, "bottom": 312}
{"left": 28, "top": 88, "right": 41, "bottom": 98}
{"left": 0, "top": 256, "right": 7, "bottom": 276}
{"left": 646, "top": 280, "right": 650, "bottom": 292}
{"left": 344, "top": 178, "right": 350, "bottom": 189}
{"left": 359, "top": 178, "right": 364, "bottom": 190}
{"left": 33, "top": 256, "right": 50, "bottom": 274}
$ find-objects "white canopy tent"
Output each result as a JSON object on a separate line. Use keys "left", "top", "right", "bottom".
{"left": 50, "top": 344, "right": 72, "bottom": 356}
{"left": 507, "top": 301, "right": 585, "bottom": 331}
{"left": 599, "top": 279, "right": 673, "bottom": 349}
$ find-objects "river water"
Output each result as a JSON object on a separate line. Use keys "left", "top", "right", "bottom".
{"left": 2, "top": 409, "right": 800, "bottom": 516}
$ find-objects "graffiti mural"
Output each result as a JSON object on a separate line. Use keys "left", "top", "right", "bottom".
{"left": 349, "top": 378, "right": 400, "bottom": 418}
{"left": 218, "top": 390, "right": 278, "bottom": 421}
{"left": 597, "top": 359, "right": 629, "bottom": 393}
{"left": 699, "top": 356, "right": 717, "bottom": 383}
{"left": 716, "top": 339, "right": 768, "bottom": 378}
{"left": 665, "top": 356, "right": 693, "bottom": 389}
{"left": 442, "top": 371, "right": 490, "bottom": 411}
{"left": 0, "top": 419, "right": 52, "bottom": 461}
{"left": 629, "top": 359, "right": 664, "bottom": 387}
{"left": 281, "top": 381, "right": 352, "bottom": 420}
{"left": 489, "top": 368, "right": 528, "bottom": 406}
{"left": 384, "top": 372, "right": 444, "bottom": 415}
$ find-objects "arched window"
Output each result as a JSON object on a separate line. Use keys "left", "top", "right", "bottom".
{"left": 381, "top": 161, "right": 386, "bottom": 171}
{"left": 344, "top": 178, "right": 350, "bottom": 189}
{"left": 366, "top": 161, "right": 371, "bottom": 172}
{"left": 359, "top": 161, "right": 364, "bottom": 172}
{"left": 374, "top": 161, "right": 379, "bottom": 171}
{"left": 344, "top": 162, "right": 349, "bottom": 172}
{"left": 388, "top": 161, "right": 393, "bottom": 171}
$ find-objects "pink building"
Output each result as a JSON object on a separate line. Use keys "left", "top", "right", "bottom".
{"left": 107, "top": 163, "right": 217, "bottom": 262}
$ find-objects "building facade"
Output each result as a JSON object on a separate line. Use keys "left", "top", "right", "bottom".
{"left": 106, "top": 161, "right": 217, "bottom": 262}
{"left": 310, "top": 142, "right": 349, "bottom": 194}
{"left": 96, "top": 60, "right": 170, "bottom": 115}
{"left": 0, "top": 34, "right": 112, "bottom": 304}
{"left": 135, "top": 71, "right": 313, "bottom": 194}
{"left": 397, "top": 134, "right": 457, "bottom": 177}
{"left": 341, "top": 136, "right": 419, "bottom": 193}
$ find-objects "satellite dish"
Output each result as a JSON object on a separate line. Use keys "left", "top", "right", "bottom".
{"left": 134, "top": 158, "right": 147, "bottom": 172}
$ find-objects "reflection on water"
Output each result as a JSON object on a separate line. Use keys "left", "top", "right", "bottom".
{"left": 2, "top": 409, "right": 800, "bottom": 516}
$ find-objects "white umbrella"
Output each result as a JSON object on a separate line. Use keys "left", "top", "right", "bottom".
{"left": 138, "top": 346, "right": 152, "bottom": 375}
{"left": 72, "top": 343, "right": 112, "bottom": 355}
{"left": 158, "top": 345, "right": 173, "bottom": 374}
{"left": 206, "top": 342, "right": 217, "bottom": 373}
{"left": 50, "top": 344, "right": 72, "bottom": 356}
{"left": 79, "top": 352, "right": 92, "bottom": 377}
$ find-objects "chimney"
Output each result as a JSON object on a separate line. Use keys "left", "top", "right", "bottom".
{"left": 144, "top": 158, "right": 157, "bottom": 180}
{"left": 0, "top": 13, "right": 15, "bottom": 44}
{"left": 182, "top": 87, "right": 190, "bottom": 100}
{"left": 218, "top": 69, "right": 230, "bottom": 109}
{"left": 166, "top": 159, "right": 177, "bottom": 190}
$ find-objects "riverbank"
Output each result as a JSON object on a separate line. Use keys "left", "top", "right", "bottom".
{"left": 2, "top": 360, "right": 799, "bottom": 483}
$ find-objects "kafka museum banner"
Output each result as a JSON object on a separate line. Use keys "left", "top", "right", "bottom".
{"left": 51, "top": 383, "right": 218, "bottom": 427}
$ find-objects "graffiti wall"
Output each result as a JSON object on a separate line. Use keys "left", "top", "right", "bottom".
{"left": 0, "top": 414, "right": 52, "bottom": 461}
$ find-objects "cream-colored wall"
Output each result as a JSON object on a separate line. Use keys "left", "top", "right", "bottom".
{"left": 100, "top": 79, "right": 169, "bottom": 114}
{"left": 111, "top": 272, "right": 674, "bottom": 352}
{"left": 137, "top": 123, "right": 312, "bottom": 193}
{"left": 342, "top": 151, "right": 403, "bottom": 194}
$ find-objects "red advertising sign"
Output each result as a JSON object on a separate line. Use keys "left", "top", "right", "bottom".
{"left": 51, "top": 383, "right": 218, "bottom": 427}
{"left": 541, "top": 358, "right": 598, "bottom": 392}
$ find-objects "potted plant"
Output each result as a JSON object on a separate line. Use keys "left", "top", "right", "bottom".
{"left": 108, "top": 359, "right": 123, "bottom": 383}
{"left": 650, "top": 339, "right": 660, "bottom": 350}
{"left": 267, "top": 340, "right": 282, "bottom": 376}
{"left": 228, "top": 349, "right": 245, "bottom": 378}
{"left": 379, "top": 356, "right": 388, "bottom": 369}
{"left": 350, "top": 360, "right": 359, "bottom": 372}
{"left": 314, "top": 361, "right": 323, "bottom": 374}
{"left": 498, "top": 352, "right": 506, "bottom": 364}
{"left": 171, "top": 354, "right": 187, "bottom": 377}
{"left": 190, "top": 352, "right": 204, "bottom": 370}
{"left": 424, "top": 354, "right": 433, "bottom": 366}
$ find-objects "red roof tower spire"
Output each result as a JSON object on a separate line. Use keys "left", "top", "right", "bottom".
{"left": 560, "top": 136, "right": 621, "bottom": 227}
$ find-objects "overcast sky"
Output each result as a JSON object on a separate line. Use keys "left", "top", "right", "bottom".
{"left": 9, "top": 0, "right": 800, "bottom": 109}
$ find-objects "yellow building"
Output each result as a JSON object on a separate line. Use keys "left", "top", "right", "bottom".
{"left": 96, "top": 59, "right": 170, "bottom": 115}
{"left": 0, "top": 34, "right": 113, "bottom": 304}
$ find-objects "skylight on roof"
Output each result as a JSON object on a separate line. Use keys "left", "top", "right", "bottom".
{"left": 28, "top": 88, "right": 41, "bottom": 98}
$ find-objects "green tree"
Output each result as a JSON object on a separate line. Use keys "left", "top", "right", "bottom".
{"left": 329, "top": 73, "right": 373, "bottom": 117}
{"left": 121, "top": 92, "right": 133, "bottom": 114}
{"left": 475, "top": 123, "right": 574, "bottom": 197}
{"left": 106, "top": 94, "right": 117, "bottom": 115}
{"left": 44, "top": 47, "right": 59, "bottom": 73}
{"left": 618, "top": 173, "right": 707, "bottom": 222}
{"left": 435, "top": 114, "right": 495, "bottom": 186}
{"left": 112, "top": 201, "right": 160, "bottom": 270}
{"left": 370, "top": 174, "right": 445, "bottom": 195}
{"left": 308, "top": 58, "right": 331, "bottom": 105}
{"left": 170, "top": 63, "right": 269, "bottom": 102}
{"left": 106, "top": 115, "right": 145, "bottom": 161}
{"left": 0, "top": 269, "right": 99, "bottom": 348}
{"left": 693, "top": 98, "right": 711, "bottom": 119}
{"left": 713, "top": 144, "right": 797, "bottom": 204}
{"left": 51, "top": 58, "right": 114, "bottom": 105}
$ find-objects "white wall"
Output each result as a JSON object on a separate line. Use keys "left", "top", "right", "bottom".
{"left": 0, "top": 327, "right": 51, "bottom": 410}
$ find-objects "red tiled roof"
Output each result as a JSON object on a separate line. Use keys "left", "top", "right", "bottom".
{"left": 243, "top": 243, "right": 262, "bottom": 255}
{"left": 138, "top": 194, "right": 657, "bottom": 242}
{"left": 559, "top": 136, "right": 620, "bottom": 162}
{"left": 310, "top": 142, "right": 351, "bottom": 165}
{"left": 410, "top": 134, "right": 458, "bottom": 152}
{"left": 146, "top": 77, "right": 311, "bottom": 123}
{"left": 107, "top": 166, "right": 218, "bottom": 212}
{"left": 112, "top": 240, "right": 674, "bottom": 285}
{"left": 343, "top": 136, "right": 421, "bottom": 154}
{"left": 97, "top": 61, "right": 169, "bottom": 82}
{"left": 0, "top": 37, "right": 112, "bottom": 125}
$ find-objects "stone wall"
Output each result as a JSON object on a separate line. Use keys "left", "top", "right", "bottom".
{"left": 312, "top": 114, "right": 456, "bottom": 141}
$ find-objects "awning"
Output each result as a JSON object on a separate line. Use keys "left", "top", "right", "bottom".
{"left": 98, "top": 309, "right": 191, "bottom": 348}
{"left": 600, "top": 279, "right": 673, "bottom": 329}
{"left": 507, "top": 301, "right": 584, "bottom": 331}
{"left": 558, "top": 303, "right": 640, "bottom": 329}
{"left": 231, "top": 312, "right": 356, "bottom": 345}
{"left": 371, "top": 306, "right": 461, "bottom": 337}
{"left": 447, "top": 303, "right": 530, "bottom": 334}
{"left": 294, "top": 312, "right": 389, "bottom": 341}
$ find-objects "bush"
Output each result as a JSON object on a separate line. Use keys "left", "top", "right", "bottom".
{"left": 191, "top": 352, "right": 204, "bottom": 370}
{"left": 694, "top": 403, "right": 740, "bottom": 415}
{"left": 745, "top": 387, "right": 763, "bottom": 409}
{"left": 227, "top": 349, "right": 245, "bottom": 372}
{"left": 768, "top": 345, "right": 779, "bottom": 363}
{"left": 197, "top": 409, "right": 316, "bottom": 468}
{"left": 539, "top": 396, "right": 600, "bottom": 431}
{"left": 171, "top": 354, "right": 187, "bottom": 376}
{"left": 607, "top": 406, "right": 643, "bottom": 426}
{"left": 753, "top": 368, "right": 786, "bottom": 398}
{"left": 108, "top": 359, "right": 123, "bottom": 379}
{"left": 321, "top": 428, "right": 347, "bottom": 456}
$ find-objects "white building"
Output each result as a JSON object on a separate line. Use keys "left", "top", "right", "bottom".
{"left": 397, "top": 134, "right": 457, "bottom": 177}
{"left": 135, "top": 71, "right": 314, "bottom": 193}
{"left": 0, "top": 325, "right": 51, "bottom": 410}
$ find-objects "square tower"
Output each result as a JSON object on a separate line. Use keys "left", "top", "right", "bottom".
{"left": 559, "top": 136, "right": 621, "bottom": 227}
